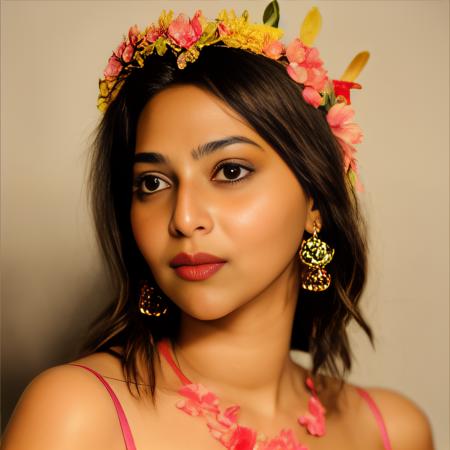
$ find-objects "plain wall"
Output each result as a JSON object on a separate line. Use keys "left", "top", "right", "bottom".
{"left": 1, "top": 1, "right": 449, "bottom": 448}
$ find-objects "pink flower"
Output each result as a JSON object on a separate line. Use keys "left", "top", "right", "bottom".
{"left": 285, "top": 39, "right": 328, "bottom": 91}
{"left": 113, "top": 41, "right": 126, "bottom": 59}
{"left": 168, "top": 10, "right": 203, "bottom": 49}
{"left": 122, "top": 44, "right": 134, "bottom": 63}
{"left": 298, "top": 396, "right": 326, "bottom": 437}
{"left": 286, "top": 39, "right": 306, "bottom": 64}
{"left": 326, "top": 102, "right": 363, "bottom": 146}
{"left": 176, "top": 383, "right": 220, "bottom": 416}
{"left": 305, "top": 67, "right": 328, "bottom": 91}
{"left": 104, "top": 55, "right": 122, "bottom": 79}
{"left": 206, "top": 405, "right": 240, "bottom": 445}
{"left": 302, "top": 86, "right": 322, "bottom": 108}
{"left": 113, "top": 36, "right": 135, "bottom": 63}
{"left": 261, "top": 429, "right": 309, "bottom": 450}
{"left": 263, "top": 40, "right": 285, "bottom": 60}
{"left": 287, "top": 62, "right": 308, "bottom": 84}
{"left": 128, "top": 25, "right": 140, "bottom": 45}
{"left": 145, "top": 24, "right": 162, "bottom": 43}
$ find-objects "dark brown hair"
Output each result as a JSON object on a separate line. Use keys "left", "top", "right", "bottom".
{"left": 80, "top": 45, "right": 373, "bottom": 400}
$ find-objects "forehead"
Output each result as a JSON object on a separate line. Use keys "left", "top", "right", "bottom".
{"left": 135, "top": 84, "right": 264, "bottom": 154}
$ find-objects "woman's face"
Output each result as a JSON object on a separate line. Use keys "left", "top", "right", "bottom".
{"left": 131, "top": 84, "right": 319, "bottom": 320}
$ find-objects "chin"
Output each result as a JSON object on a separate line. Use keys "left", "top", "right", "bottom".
{"left": 175, "top": 295, "right": 243, "bottom": 322}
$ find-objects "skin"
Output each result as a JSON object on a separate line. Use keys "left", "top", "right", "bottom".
{"left": 2, "top": 85, "right": 434, "bottom": 450}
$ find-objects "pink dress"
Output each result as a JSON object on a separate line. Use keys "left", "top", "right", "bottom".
{"left": 69, "top": 340, "right": 392, "bottom": 450}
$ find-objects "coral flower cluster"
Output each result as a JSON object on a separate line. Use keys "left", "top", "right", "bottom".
{"left": 98, "top": 5, "right": 367, "bottom": 192}
{"left": 175, "top": 377, "right": 325, "bottom": 450}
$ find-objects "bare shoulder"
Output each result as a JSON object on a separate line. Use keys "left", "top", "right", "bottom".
{"left": 312, "top": 373, "right": 434, "bottom": 450}
{"left": 355, "top": 385, "right": 434, "bottom": 450}
{"left": 2, "top": 353, "right": 125, "bottom": 450}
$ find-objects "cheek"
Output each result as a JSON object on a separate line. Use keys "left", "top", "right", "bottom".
{"left": 222, "top": 179, "right": 307, "bottom": 261}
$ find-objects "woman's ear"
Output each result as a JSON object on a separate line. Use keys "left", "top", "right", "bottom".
{"left": 304, "top": 197, "right": 322, "bottom": 234}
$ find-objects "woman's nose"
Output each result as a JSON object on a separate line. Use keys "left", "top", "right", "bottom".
{"left": 168, "top": 181, "right": 214, "bottom": 238}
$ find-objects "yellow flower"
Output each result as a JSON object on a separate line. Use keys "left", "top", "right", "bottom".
{"left": 217, "top": 9, "right": 283, "bottom": 54}
{"left": 158, "top": 9, "right": 174, "bottom": 31}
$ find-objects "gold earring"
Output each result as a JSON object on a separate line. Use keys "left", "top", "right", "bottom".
{"left": 138, "top": 281, "right": 168, "bottom": 317}
{"left": 299, "top": 221, "right": 335, "bottom": 292}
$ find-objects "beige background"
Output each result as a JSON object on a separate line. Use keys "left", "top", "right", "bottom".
{"left": 1, "top": 0, "right": 449, "bottom": 447}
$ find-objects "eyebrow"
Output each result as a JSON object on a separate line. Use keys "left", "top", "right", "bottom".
{"left": 133, "top": 135, "right": 263, "bottom": 164}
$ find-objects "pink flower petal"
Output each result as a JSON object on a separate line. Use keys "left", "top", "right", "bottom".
{"left": 286, "top": 39, "right": 306, "bottom": 63}
{"left": 327, "top": 103, "right": 363, "bottom": 145}
{"left": 168, "top": 11, "right": 203, "bottom": 49}
{"left": 302, "top": 87, "right": 322, "bottom": 108}
{"left": 113, "top": 41, "right": 126, "bottom": 58}
{"left": 228, "top": 425, "right": 257, "bottom": 450}
{"left": 298, "top": 395, "right": 326, "bottom": 437}
{"left": 104, "top": 56, "right": 122, "bottom": 78}
{"left": 128, "top": 24, "right": 140, "bottom": 45}
{"left": 263, "top": 40, "right": 285, "bottom": 60}
{"left": 122, "top": 44, "right": 134, "bottom": 63}
{"left": 287, "top": 63, "right": 308, "bottom": 84}
{"left": 326, "top": 102, "right": 355, "bottom": 127}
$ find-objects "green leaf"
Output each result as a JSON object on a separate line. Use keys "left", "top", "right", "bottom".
{"left": 155, "top": 37, "right": 167, "bottom": 56}
{"left": 263, "top": 0, "right": 280, "bottom": 27}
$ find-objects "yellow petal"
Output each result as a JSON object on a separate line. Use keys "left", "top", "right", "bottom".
{"left": 340, "top": 51, "right": 370, "bottom": 82}
{"left": 299, "top": 7, "right": 322, "bottom": 46}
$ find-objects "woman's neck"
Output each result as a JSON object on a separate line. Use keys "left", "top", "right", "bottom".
{"left": 169, "top": 265, "right": 308, "bottom": 416}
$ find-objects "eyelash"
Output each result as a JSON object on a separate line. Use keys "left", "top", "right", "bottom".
{"left": 133, "top": 161, "right": 254, "bottom": 198}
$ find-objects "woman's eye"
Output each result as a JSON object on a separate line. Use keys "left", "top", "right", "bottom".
{"left": 213, "top": 162, "right": 253, "bottom": 183}
{"left": 133, "top": 174, "right": 170, "bottom": 196}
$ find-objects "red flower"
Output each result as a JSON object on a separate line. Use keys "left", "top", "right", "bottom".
{"left": 228, "top": 426, "right": 257, "bottom": 450}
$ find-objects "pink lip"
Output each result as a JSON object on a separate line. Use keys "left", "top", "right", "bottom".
{"left": 173, "top": 263, "right": 226, "bottom": 281}
{"left": 169, "top": 252, "right": 226, "bottom": 267}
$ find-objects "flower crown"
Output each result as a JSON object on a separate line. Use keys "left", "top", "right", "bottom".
{"left": 98, "top": 1, "right": 369, "bottom": 192}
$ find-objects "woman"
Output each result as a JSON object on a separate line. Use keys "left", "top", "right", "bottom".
{"left": 2, "top": 3, "right": 434, "bottom": 449}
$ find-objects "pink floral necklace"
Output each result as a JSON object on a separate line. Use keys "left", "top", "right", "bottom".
{"left": 158, "top": 339, "right": 326, "bottom": 450}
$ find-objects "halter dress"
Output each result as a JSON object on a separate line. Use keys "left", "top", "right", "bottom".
{"left": 68, "top": 339, "right": 392, "bottom": 450}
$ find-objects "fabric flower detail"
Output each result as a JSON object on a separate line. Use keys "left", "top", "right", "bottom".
{"left": 207, "top": 404, "right": 239, "bottom": 440}
{"left": 295, "top": 379, "right": 324, "bottom": 438}
{"left": 298, "top": 395, "right": 326, "bottom": 437}
{"left": 297, "top": 376, "right": 326, "bottom": 437}
{"left": 260, "top": 429, "right": 309, "bottom": 450}
{"left": 168, "top": 10, "right": 203, "bottom": 49}
{"left": 206, "top": 405, "right": 258, "bottom": 449}
{"left": 228, "top": 426, "right": 258, "bottom": 450}
{"left": 176, "top": 383, "right": 220, "bottom": 416}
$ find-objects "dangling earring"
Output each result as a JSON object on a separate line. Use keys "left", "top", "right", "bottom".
{"left": 299, "top": 221, "right": 335, "bottom": 292}
{"left": 138, "top": 281, "right": 168, "bottom": 317}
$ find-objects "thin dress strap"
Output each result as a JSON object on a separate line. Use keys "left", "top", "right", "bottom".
{"left": 68, "top": 364, "right": 137, "bottom": 450}
{"left": 157, "top": 339, "right": 192, "bottom": 385}
{"left": 355, "top": 387, "right": 392, "bottom": 450}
